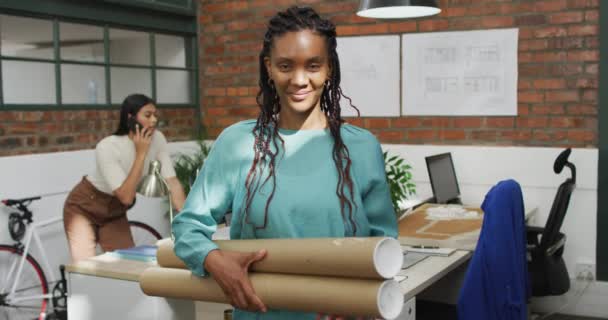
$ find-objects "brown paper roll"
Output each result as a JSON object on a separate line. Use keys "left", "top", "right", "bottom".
{"left": 139, "top": 267, "right": 403, "bottom": 319}
{"left": 157, "top": 237, "right": 403, "bottom": 279}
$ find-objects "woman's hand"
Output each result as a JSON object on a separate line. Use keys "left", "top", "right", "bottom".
{"left": 133, "top": 124, "right": 153, "bottom": 157}
{"left": 204, "top": 249, "right": 268, "bottom": 312}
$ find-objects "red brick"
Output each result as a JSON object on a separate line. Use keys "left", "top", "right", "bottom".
{"left": 582, "top": 89, "right": 598, "bottom": 102}
{"left": 391, "top": 118, "right": 421, "bottom": 128}
{"left": 566, "top": 50, "right": 599, "bottom": 62}
{"left": 466, "top": 4, "right": 501, "bottom": 16}
{"left": 567, "top": 104, "right": 597, "bottom": 115}
{"left": 366, "top": 119, "right": 391, "bottom": 129}
{"left": 519, "top": 92, "right": 544, "bottom": 103}
{"left": 444, "top": 7, "right": 467, "bottom": 17}
{"left": 567, "top": 130, "right": 594, "bottom": 142}
{"left": 407, "top": 130, "right": 436, "bottom": 140}
{"left": 534, "top": 0, "right": 568, "bottom": 12}
{"left": 439, "top": 130, "right": 466, "bottom": 140}
{"left": 515, "top": 15, "right": 547, "bottom": 26}
{"left": 517, "top": 117, "right": 548, "bottom": 128}
{"left": 533, "top": 52, "right": 567, "bottom": 63}
{"left": 388, "top": 21, "right": 417, "bottom": 33}
{"left": 487, "top": 118, "right": 514, "bottom": 128}
{"left": 207, "top": 107, "right": 229, "bottom": 116}
{"left": 534, "top": 26, "right": 567, "bottom": 38}
{"left": 548, "top": 12, "right": 584, "bottom": 24}
{"left": 500, "top": 3, "right": 535, "bottom": 14}
{"left": 418, "top": 20, "right": 449, "bottom": 32}
{"left": 567, "top": 0, "right": 599, "bottom": 8}
{"left": 376, "top": 130, "right": 405, "bottom": 142}
{"left": 546, "top": 91, "right": 579, "bottom": 102}
{"left": 500, "top": 130, "right": 532, "bottom": 141}
{"left": 206, "top": 88, "right": 226, "bottom": 96}
{"left": 567, "top": 25, "right": 598, "bottom": 36}
{"left": 453, "top": 118, "right": 482, "bottom": 128}
{"left": 345, "top": 118, "right": 364, "bottom": 127}
{"left": 481, "top": 16, "right": 514, "bottom": 28}
{"left": 531, "top": 105, "right": 565, "bottom": 115}
{"left": 532, "top": 79, "right": 566, "bottom": 89}
{"left": 585, "top": 10, "right": 599, "bottom": 22}
{"left": 237, "top": 97, "right": 257, "bottom": 106}
{"left": 229, "top": 107, "right": 258, "bottom": 117}
{"left": 518, "top": 105, "right": 530, "bottom": 116}
{"left": 519, "top": 40, "right": 548, "bottom": 51}
{"left": 449, "top": 18, "right": 482, "bottom": 30}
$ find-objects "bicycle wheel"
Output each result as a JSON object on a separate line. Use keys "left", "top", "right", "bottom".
{"left": 128, "top": 221, "right": 162, "bottom": 246}
{"left": 0, "top": 244, "right": 49, "bottom": 320}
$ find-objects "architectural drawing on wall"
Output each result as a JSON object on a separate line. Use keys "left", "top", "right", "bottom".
{"left": 336, "top": 35, "right": 400, "bottom": 117}
{"left": 425, "top": 76, "right": 459, "bottom": 96}
{"left": 402, "top": 28, "right": 518, "bottom": 116}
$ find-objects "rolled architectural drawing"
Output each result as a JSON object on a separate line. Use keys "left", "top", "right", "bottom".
{"left": 157, "top": 237, "right": 403, "bottom": 279}
{"left": 140, "top": 267, "right": 403, "bottom": 320}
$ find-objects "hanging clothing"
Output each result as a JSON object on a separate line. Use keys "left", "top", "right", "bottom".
{"left": 458, "top": 179, "right": 530, "bottom": 320}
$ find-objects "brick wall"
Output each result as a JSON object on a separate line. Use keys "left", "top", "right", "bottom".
{"left": 198, "top": 0, "right": 599, "bottom": 147}
{"left": 0, "top": 108, "right": 196, "bottom": 156}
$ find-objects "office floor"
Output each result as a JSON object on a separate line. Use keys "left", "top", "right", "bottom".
{"left": 416, "top": 301, "right": 607, "bottom": 320}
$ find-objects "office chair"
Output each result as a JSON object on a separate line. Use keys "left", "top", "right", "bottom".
{"left": 527, "top": 148, "right": 576, "bottom": 296}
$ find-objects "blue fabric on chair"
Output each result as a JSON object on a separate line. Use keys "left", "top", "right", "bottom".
{"left": 457, "top": 179, "right": 530, "bottom": 320}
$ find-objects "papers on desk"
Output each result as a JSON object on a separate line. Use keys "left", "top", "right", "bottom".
{"left": 402, "top": 252, "right": 429, "bottom": 270}
{"left": 425, "top": 205, "right": 480, "bottom": 220}
{"left": 402, "top": 245, "right": 456, "bottom": 257}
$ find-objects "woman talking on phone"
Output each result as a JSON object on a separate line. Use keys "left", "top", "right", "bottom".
{"left": 63, "top": 93, "right": 186, "bottom": 262}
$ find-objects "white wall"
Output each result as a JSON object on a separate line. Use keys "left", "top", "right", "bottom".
{"left": 0, "top": 142, "right": 604, "bottom": 317}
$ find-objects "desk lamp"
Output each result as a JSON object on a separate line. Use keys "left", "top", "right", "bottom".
{"left": 357, "top": 0, "right": 441, "bottom": 19}
{"left": 137, "top": 160, "right": 174, "bottom": 239}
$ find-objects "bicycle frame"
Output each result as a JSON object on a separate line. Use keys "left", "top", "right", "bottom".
{"left": 4, "top": 215, "right": 62, "bottom": 304}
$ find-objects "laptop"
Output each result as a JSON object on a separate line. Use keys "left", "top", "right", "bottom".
{"left": 425, "top": 152, "right": 462, "bottom": 204}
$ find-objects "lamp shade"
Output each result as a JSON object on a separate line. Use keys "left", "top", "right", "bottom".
{"left": 137, "top": 160, "right": 169, "bottom": 197}
{"left": 357, "top": 0, "right": 441, "bottom": 19}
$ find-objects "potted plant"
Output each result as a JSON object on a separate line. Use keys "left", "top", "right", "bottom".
{"left": 383, "top": 151, "right": 416, "bottom": 217}
{"left": 172, "top": 139, "right": 211, "bottom": 195}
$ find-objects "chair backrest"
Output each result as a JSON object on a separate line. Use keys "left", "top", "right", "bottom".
{"left": 539, "top": 178, "right": 575, "bottom": 249}
{"left": 539, "top": 148, "right": 576, "bottom": 249}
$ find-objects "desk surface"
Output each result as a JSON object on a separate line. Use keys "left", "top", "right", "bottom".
{"left": 398, "top": 250, "right": 471, "bottom": 301}
{"left": 65, "top": 253, "right": 156, "bottom": 281}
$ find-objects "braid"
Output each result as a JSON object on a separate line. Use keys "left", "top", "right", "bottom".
{"left": 243, "top": 6, "right": 361, "bottom": 234}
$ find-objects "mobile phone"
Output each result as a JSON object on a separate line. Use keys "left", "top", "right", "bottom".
{"left": 127, "top": 117, "right": 144, "bottom": 133}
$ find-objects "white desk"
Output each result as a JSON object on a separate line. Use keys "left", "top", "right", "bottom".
{"left": 66, "top": 254, "right": 196, "bottom": 320}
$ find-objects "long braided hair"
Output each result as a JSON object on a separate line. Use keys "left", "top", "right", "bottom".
{"left": 242, "top": 6, "right": 360, "bottom": 234}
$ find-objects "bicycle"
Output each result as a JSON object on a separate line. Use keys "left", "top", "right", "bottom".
{"left": 0, "top": 196, "right": 163, "bottom": 320}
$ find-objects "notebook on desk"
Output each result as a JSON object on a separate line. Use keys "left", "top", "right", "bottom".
{"left": 111, "top": 245, "right": 158, "bottom": 262}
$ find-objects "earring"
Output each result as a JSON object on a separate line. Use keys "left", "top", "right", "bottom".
{"left": 324, "top": 80, "right": 331, "bottom": 88}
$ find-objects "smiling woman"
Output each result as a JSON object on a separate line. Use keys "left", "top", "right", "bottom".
{"left": 171, "top": 6, "right": 398, "bottom": 320}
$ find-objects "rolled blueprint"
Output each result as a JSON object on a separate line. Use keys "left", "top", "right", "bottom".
{"left": 156, "top": 237, "right": 403, "bottom": 279}
{"left": 140, "top": 267, "right": 403, "bottom": 320}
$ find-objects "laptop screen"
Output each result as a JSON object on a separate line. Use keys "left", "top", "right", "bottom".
{"left": 425, "top": 153, "right": 460, "bottom": 204}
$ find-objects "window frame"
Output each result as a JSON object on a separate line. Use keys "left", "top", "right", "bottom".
{"left": 0, "top": 8, "right": 198, "bottom": 111}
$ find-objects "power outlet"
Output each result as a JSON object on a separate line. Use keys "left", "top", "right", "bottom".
{"left": 575, "top": 261, "right": 595, "bottom": 280}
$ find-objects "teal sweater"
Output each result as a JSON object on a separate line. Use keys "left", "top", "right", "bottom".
{"left": 172, "top": 120, "right": 397, "bottom": 320}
